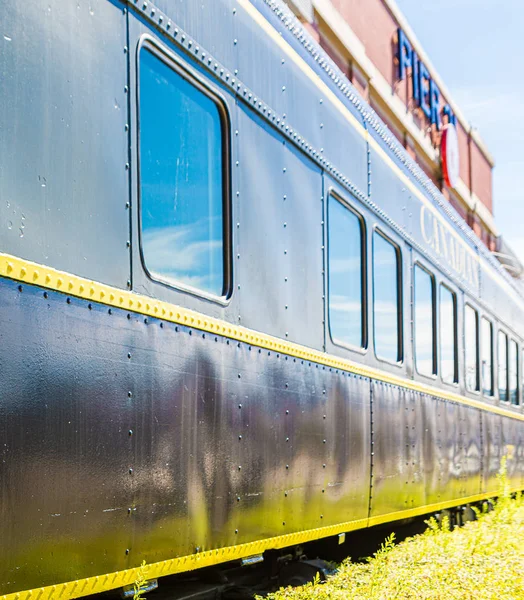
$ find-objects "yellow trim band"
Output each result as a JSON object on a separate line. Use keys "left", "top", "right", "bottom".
{"left": 1, "top": 252, "right": 523, "bottom": 422}
{"left": 2, "top": 488, "right": 521, "bottom": 600}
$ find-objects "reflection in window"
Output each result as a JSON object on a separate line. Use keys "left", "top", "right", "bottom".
{"left": 414, "top": 265, "right": 435, "bottom": 376}
{"left": 139, "top": 49, "right": 227, "bottom": 297}
{"left": 440, "top": 285, "right": 457, "bottom": 384}
{"left": 509, "top": 340, "right": 518, "bottom": 405}
{"left": 498, "top": 331, "right": 508, "bottom": 402}
{"left": 481, "top": 318, "right": 494, "bottom": 396}
{"left": 373, "top": 233, "right": 400, "bottom": 362}
{"left": 328, "top": 196, "right": 364, "bottom": 347}
{"left": 465, "top": 305, "right": 479, "bottom": 391}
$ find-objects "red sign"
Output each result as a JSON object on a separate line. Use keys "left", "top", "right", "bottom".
{"left": 441, "top": 123, "right": 459, "bottom": 189}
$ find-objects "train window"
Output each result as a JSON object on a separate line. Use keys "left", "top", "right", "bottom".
{"left": 481, "top": 317, "right": 494, "bottom": 396}
{"left": 509, "top": 339, "right": 519, "bottom": 405}
{"left": 414, "top": 264, "right": 435, "bottom": 376}
{"left": 328, "top": 195, "right": 365, "bottom": 348}
{"left": 465, "top": 305, "right": 479, "bottom": 392}
{"left": 372, "top": 231, "right": 401, "bottom": 363}
{"left": 139, "top": 48, "right": 230, "bottom": 298}
{"left": 440, "top": 285, "right": 457, "bottom": 384}
{"left": 498, "top": 331, "right": 508, "bottom": 402}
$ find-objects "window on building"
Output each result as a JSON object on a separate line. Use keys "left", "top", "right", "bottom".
{"left": 139, "top": 48, "right": 229, "bottom": 298}
{"left": 440, "top": 285, "right": 457, "bottom": 384}
{"left": 509, "top": 339, "right": 519, "bottom": 405}
{"left": 465, "top": 305, "right": 479, "bottom": 392}
{"left": 328, "top": 195, "right": 365, "bottom": 348}
{"left": 373, "top": 231, "right": 401, "bottom": 363}
{"left": 498, "top": 331, "right": 508, "bottom": 402}
{"left": 481, "top": 317, "right": 494, "bottom": 396}
{"left": 414, "top": 264, "right": 435, "bottom": 376}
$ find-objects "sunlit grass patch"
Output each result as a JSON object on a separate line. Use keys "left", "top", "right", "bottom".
{"left": 263, "top": 466, "right": 524, "bottom": 599}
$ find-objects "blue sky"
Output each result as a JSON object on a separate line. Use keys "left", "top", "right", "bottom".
{"left": 394, "top": 0, "right": 524, "bottom": 261}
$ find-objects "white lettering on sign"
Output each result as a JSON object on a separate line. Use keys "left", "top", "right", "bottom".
{"left": 420, "top": 205, "right": 479, "bottom": 289}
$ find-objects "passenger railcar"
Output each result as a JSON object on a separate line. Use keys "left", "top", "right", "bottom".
{"left": 0, "top": 0, "right": 522, "bottom": 598}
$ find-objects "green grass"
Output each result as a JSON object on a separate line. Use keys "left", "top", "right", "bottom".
{"left": 262, "top": 470, "right": 524, "bottom": 599}
{"left": 133, "top": 560, "right": 149, "bottom": 600}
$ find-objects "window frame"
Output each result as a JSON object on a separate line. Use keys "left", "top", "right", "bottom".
{"left": 464, "top": 303, "right": 480, "bottom": 393}
{"left": 372, "top": 227, "right": 403, "bottom": 365}
{"left": 498, "top": 328, "right": 509, "bottom": 403}
{"left": 326, "top": 191, "right": 368, "bottom": 353}
{"left": 439, "top": 283, "right": 458, "bottom": 386}
{"left": 480, "top": 316, "right": 494, "bottom": 398}
{"left": 136, "top": 37, "right": 233, "bottom": 303}
{"left": 509, "top": 337, "right": 519, "bottom": 406}
{"left": 413, "top": 262, "right": 437, "bottom": 379}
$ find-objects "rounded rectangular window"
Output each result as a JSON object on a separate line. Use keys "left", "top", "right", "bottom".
{"left": 465, "top": 305, "right": 479, "bottom": 392}
{"left": 328, "top": 195, "right": 365, "bottom": 348}
{"left": 373, "top": 231, "right": 401, "bottom": 363}
{"left": 414, "top": 264, "right": 435, "bottom": 377}
{"left": 440, "top": 285, "right": 457, "bottom": 384}
{"left": 509, "top": 339, "right": 519, "bottom": 405}
{"left": 498, "top": 331, "right": 508, "bottom": 402}
{"left": 139, "top": 48, "right": 229, "bottom": 298}
{"left": 481, "top": 317, "right": 494, "bottom": 396}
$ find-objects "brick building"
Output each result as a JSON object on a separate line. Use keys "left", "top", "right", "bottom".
{"left": 284, "top": 0, "right": 519, "bottom": 272}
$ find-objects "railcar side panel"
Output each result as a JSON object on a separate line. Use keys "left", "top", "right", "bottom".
{"left": 0, "top": 0, "right": 130, "bottom": 289}
{"left": 234, "top": 105, "right": 324, "bottom": 349}
{"left": 0, "top": 275, "right": 371, "bottom": 594}
{"left": 481, "top": 412, "right": 504, "bottom": 494}
{"left": 369, "top": 382, "right": 420, "bottom": 516}
{"left": 234, "top": 0, "right": 370, "bottom": 196}
{"left": 147, "top": 0, "right": 238, "bottom": 69}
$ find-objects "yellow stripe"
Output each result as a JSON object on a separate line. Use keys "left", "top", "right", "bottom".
{"left": 3, "top": 487, "right": 521, "bottom": 600}
{"left": 1, "top": 252, "right": 523, "bottom": 422}
{"left": 367, "top": 490, "right": 517, "bottom": 527}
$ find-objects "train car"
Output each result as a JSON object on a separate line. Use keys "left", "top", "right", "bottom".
{"left": 0, "top": 0, "right": 523, "bottom": 598}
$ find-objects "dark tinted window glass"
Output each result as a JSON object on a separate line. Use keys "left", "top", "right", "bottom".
{"left": 440, "top": 285, "right": 457, "bottom": 384}
{"left": 139, "top": 49, "right": 226, "bottom": 297}
{"left": 414, "top": 265, "right": 435, "bottom": 376}
{"left": 498, "top": 331, "right": 508, "bottom": 402}
{"left": 481, "top": 318, "right": 493, "bottom": 396}
{"left": 328, "top": 196, "right": 363, "bottom": 347}
{"left": 373, "top": 233, "right": 400, "bottom": 362}
{"left": 509, "top": 340, "right": 518, "bottom": 405}
{"left": 465, "top": 305, "right": 479, "bottom": 391}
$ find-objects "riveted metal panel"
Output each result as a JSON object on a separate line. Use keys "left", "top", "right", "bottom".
{"left": 482, "top": 412, "right": 524, "bottom": 494}
{"left": 0, "top": 0, "right": 130, "bottom": 288}
{"left": 234, "top": 0, "right": 369, "bottom": 195}
{"left": 233, "top": 1, "right": 291, "bottom": 119}
{"left": 0, "top": 281, "right": 134, "bottom": 592}
{"left": 0, "top": 277, "right": 368, "bottom": 594}
{"left": 460, "top": 404, "right": 482, "bottom": 497}
{"left": 146, "top": 0, "right": 238, "bottom": 68}
{"left": 235, "top": 105, "right": 324, "bottom": 349}
{"left": 368, "top": 147, "right": 412, "bottom": 235}
{"left": 481, "top": 411, "right": 503, "bottom": 494}
{"left": 501, "top": 415, "right": 524, "bottom": 490}
{"left": 370, "top": 382, "right": 424, "bottom": 516}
